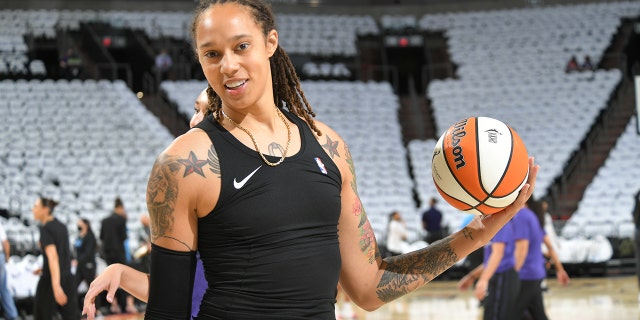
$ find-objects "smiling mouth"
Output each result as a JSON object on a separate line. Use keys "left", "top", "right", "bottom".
{"left": 225, "top": 80, "right": 247, "bottom": 90}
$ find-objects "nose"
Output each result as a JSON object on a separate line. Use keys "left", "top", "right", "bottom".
{"left": 220, "top": 52, "right": 239, "bottom": 75}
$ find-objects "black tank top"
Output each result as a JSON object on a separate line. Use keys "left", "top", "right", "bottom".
{"left": 195, "top": 110, "right": 342, "bottom": 319}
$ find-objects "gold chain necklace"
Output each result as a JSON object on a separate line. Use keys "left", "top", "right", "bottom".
{"left": 220, "top": 107, "right": 291, "bottom": 167}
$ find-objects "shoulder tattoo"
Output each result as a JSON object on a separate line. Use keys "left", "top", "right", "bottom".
{"left": 146, "top": 154, "right": 181, "bottom": 242}
{"left": 208, "top": 144, "right": 220, "bottom": 177}
{"left": 177, "top": 151, "right": 207, "bottom": 178}
{"left": 322, "top": 135, "right": 340, "bottom": 158}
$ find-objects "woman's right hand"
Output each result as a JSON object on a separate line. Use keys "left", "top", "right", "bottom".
{"left": 82, "top": 263, "right": 127, "bottom": 319}
{"left": 473, "top": 279, "right": 488, "bottom": 301}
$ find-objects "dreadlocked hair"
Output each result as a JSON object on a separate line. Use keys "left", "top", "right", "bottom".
{"left": 192, "top": 0, "right": 322, "bottom": 136}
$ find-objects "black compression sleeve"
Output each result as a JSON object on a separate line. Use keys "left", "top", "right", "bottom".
{"left": 145, "top": 243, "right": 196, "bottom": 320}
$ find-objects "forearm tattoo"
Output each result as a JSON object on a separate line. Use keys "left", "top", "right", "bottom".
{"left": 376, "top": 237, "right": 458, "bottom": 302}
{"left": 462, "top": 227, "right": 474, "bottom": 240}
{"left": 353, "top": 198, "right": 379, "bottom": 264}
{"left": 146, "top": 154, "right": 180, "bottom": 242}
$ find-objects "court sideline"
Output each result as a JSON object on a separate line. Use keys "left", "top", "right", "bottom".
{"left": 99, "top": 275, "right": 639, "bottom": 320}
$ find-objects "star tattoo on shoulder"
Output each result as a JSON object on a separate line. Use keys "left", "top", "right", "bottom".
{"left": 322, "top": 135, "right": 340, "bottom": 159}
{"left": 177, "top": 151, "right": 207, "bottom": 177}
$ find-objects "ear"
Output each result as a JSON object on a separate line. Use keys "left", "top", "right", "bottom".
{"left": 266, "top": 29, "right": 278, "bottom": 58}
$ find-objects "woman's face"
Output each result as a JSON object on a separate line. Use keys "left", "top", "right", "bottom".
{"left": 195, "top": 3, "right": 278, "bottom": 112}
{"left": 31, "top": 198, "right": 47, "bottom": 222}
{"left": 190, "top": 89, "right": 208, "bottom": 128}
{"left": 77, "top": 220, "right": 86, "bottom": 232}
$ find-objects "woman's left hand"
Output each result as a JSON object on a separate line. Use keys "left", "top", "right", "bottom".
{"left": 53, "top": 284, "right": 68, "bottom": 306}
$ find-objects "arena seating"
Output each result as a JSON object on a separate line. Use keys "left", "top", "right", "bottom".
{"left": 416, "top": 1, "right": 635, "bottom": 199}
{"left": 160, "top": 80, "right": 208, "bottom": 120}
{"left": 277, "top": 14, "right": 379, "bottom": 57}
{"left": 1, "top": 8, "right": 378, "bottom": 80}
{"left": 564, "top": 117, "right": 640, "bottom": 239}
{"left": 0, "top": 78, "right": 174, "bottom": 255}
{"left": 412, "top": 3, "right": 637, "bottom": 205}
{"left": 407, "top": 2, "right": 640, "bottom": 266}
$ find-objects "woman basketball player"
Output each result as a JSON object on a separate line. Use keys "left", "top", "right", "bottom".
{"left": 82, "top": 1, "right": 539, "bottom": 319}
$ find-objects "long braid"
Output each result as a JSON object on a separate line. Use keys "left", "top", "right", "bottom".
{"left": 193, "top": 0, "right": 322, "bottom": 136}
{"left": 271, "top": 47, "right": 321, "bottom": 136}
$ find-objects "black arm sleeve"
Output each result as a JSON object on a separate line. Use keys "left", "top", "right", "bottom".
{"left": 145, "top": 243, "right": 197, "bottom": 320}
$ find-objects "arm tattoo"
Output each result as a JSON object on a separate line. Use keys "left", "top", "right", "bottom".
{"left": 208, "top": 145, "right": 220, "bottom": 176}
{"left": 462, "top": 227, "right": 474, "bottom": 240}
{"left": 345, "top": 145, "right": 378, "bottom": 263}
{"left": 353, "top": 198, "right": 380, "bottom": 264}
{"left": 177, "top": 151, "right": 207, "bottom": 177}
{"left": 322, "top": 135, "right": 340, "bottom": 158}
{"left": 147, "top": 154, "right": 181, "bottom": 242}
{"left": 376, "top": 237, "right": 458, "bottom": 302}
{"left": 344, "top": 144, "right": 357, "bottom": 193}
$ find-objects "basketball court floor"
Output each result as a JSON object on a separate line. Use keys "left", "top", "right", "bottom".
{"left": 99, "top": 275, "right": 640, "bottom": 320}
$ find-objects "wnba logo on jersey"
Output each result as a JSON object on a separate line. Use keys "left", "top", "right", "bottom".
{"left": 315, "top": 157, "right": 328, "bottom": 174}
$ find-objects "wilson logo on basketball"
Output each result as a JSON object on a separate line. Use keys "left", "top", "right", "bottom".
{"left": 451, "top": 118, "right": 467, "bottom": 169}
{"left": 485, "top": 129, "right": 501, "bottom": 144}
{"left": 432, "top": 116, "right": 529, "bottom": 215}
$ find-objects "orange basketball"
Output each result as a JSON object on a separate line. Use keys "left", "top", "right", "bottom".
{"left": 431, "top": 117, "right": 529, "bottom": 215}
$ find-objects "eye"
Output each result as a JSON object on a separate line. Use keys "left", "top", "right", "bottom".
{"left": 237, "top": 42, "right": 250, "bottom": 51}
{"left": 203, "top": 51, "right": 219, "bottom": 58}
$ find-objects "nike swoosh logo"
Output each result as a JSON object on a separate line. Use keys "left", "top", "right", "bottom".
{"left": 233, "top": 166, "right": 262, "bottom": 189}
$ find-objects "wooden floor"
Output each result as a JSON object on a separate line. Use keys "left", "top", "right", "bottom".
{"left": 102, "top": 275, "right": 640, "bottom": 320}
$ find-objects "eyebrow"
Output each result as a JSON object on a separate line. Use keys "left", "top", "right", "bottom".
{"left": 198, "top": 34, "right": 253, "bottom": 50}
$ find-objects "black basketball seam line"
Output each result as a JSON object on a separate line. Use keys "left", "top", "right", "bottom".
{"left": 483, "top": 122, "right": 513, "bottom": 196}
{"left": 470, "top": 117, "right": 508, "bottom": 213}
{"left": 439, "top": 118, "right": 483, "bottom": 209}
{"left": 492, "top": 127, "right": 529, "bottom": 198}
{"left": 469, "top": 123, "right": 524, "bottom": 213}
{"left": 492, "top": 127, "right": 529, "bottom": 197}
{"left": 476, "top": 117, "right": 488, "bottom": 195}
{"left": 470, "top": 128, "right": 529, "bottom": 213}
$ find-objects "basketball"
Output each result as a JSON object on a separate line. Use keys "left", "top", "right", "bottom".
{"left": 431, "top": 116, "right": 529, "bottom": 215}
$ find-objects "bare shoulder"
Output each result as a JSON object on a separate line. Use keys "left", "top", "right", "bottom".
{"left": 146, "top": 128, "right": 220, "bottom": 249}
{"left": 311, "top": 120, "right": 354, "bottom": 179}
{"left": 150, "top": 129, "right": 217, "bottom": 181}
{"left": 312, "top": 120, "right": 347, "bottom": 158}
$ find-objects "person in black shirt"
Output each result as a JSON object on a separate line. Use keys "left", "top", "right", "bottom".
{"left": 74, "top": 218, "right": 97, "bottom": 312}
{"left": 81, "top": 1, "right": 539, "bottom": 319}
{"left": 422, "top": 197, "right": 445, "bottom": 244}
{"left": 99, "top": 197, "right": 131, "bottom": 314}
{"left": 32, "top": 196, "right": 79, "bottom": 320}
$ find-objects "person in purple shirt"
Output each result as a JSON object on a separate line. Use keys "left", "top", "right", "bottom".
{"left": 513, "top": 199, "right": 569, "bottom": 320}
{"left": 191, "top": 252, "right": 208, "bottom": 319}
{"left": 458, "top": 219, "right": 520, "bottom": 320}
